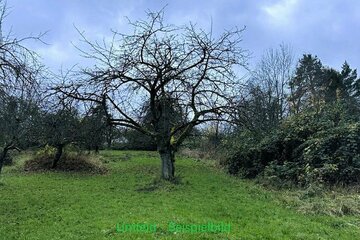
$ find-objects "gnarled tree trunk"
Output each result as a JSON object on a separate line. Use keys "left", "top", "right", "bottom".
{"left": 0, "top": 148, "right": 8, "bottom": 175}
{"left": 0, "top": 145, "right": 12, "bottom": 175}
{"left": 155, "top": 96, "right": 176, "bottom": 180}
{"left": 159, "top": 146, "right": 175, "bottom": 180}
{"left": 52, "top": 144, "right": 64, "bottom": 169}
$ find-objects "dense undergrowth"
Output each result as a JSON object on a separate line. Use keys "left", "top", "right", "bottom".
{"left": 224, "top": 102, "right": 360, "bottom": 187}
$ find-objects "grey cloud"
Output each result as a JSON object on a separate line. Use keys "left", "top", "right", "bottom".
{"left": 3, "top": 0, "right": 359, "bottom": 72}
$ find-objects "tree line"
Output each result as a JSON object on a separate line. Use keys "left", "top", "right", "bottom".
{"left": 226, "top": 51, "right": 360, "bottom": 186}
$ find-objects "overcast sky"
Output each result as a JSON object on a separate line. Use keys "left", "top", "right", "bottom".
{"left": 4, "top": 0, "right": 360, "bottom": 74}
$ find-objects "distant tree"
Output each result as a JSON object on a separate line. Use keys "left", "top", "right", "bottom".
{"left": 119, "top": 128, "right": 157, "bottom": 151}
{"left": 289, "top": 55, "right": 360, "bottom": 113}
{"left": 80, "top": 105, "right": 108, "bottom": 153}
{"left": 340, "top": 61, "right": 360, "bottom": 100}
{"left": 201, "top": 121, "right": 223, "bottom": 149}
{"left": 253, "top": 44, "right": 294, "bottom": 120}
{"left": 104, "top": 124, "right": 120, "bottom": 148}
{"left": 289, "top": 54, "right": 323, "bottom": 113}
{"left": 235, "top": 44, "right": 294, "bottom": 134}
{"left": 234, "top": 84, "right": 269, "bottom": 134}
{"left": 321, "top": 62, "right": 360, "bottom": 104}
{"left": 40, "top": 103, "right": 80, "bottom": 169}
{"left": 56, "top": 10, "right": 248, "bottom": 180}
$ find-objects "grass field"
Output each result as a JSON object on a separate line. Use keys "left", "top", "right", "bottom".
{"left": 0, "top": 150, "right": 359, "bottom": 239}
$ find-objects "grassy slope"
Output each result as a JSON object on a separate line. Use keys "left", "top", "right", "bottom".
{"left": 0, "top": 150, "right": 359, "bottom": 240}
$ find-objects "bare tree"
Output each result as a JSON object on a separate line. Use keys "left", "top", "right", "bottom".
{"left": 0, "top": 0, "right": 44, "bottom": 174}
{"left": 55, "top": 10, "right": 248, "bottom": 180}
{"left": 235, "top": 44, "right": 294, "bottom": 133}
{"left": 253, "top": 44, "right": 294, "bottom": 120}
{"left": 39, "top": 99, "right": 80, "bottom": 169}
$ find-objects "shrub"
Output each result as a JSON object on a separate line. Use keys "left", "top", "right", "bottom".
{"left": 225, "top": 102, "right": 360, "bottom": 186}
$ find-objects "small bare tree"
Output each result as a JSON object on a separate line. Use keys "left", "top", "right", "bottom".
{"left": 0, "top": 0, "right": 44, "bottom": 174}
{"left": 235, "top": 44, "right": 294, "bottom": 134}
{"left": 56, "top": 10, "right": 248, "bottom": 180}
{"left": 253, "top": 44, "right": 294, "bottom": 121}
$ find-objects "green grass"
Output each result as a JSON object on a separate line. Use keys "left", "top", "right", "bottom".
{"left": 0, "top": 150, "right": 359, "bottom": 239}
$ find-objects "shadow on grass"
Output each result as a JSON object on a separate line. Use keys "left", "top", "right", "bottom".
{"left": 136, "top": 175, "right": 189, "bottom": 193}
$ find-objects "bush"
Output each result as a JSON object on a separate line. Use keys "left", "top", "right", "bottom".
{"left": 225, "top": 102, "right": 360, "bottom": 186}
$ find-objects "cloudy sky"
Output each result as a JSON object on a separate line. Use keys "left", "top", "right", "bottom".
{"left": 3, "top": 0, "right": 360, "bottom": 73}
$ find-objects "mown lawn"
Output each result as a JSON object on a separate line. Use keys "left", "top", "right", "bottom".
{"left": 0, "top": 150, "right": 359, "bottom": 239}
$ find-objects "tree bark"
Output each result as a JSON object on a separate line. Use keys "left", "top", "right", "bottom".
{"left": 159, "top": 147, "right": 175, "bottom": 180}
{"left": 0, "top": 144, "right": 19, "bottom": 174}
{"left": 52, "top": 144, "right": 64, "bottom": 169}
{"left": 0, "top": 148, "right": 8, "bottom": 175}
{"left": 106, "top": 126, "right": 113, "bottom": 148}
